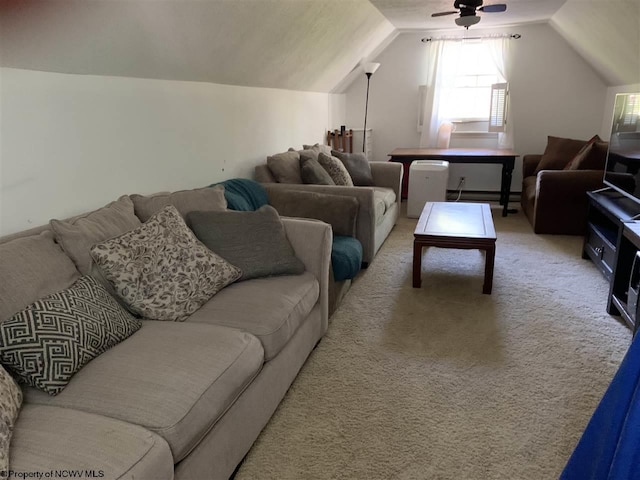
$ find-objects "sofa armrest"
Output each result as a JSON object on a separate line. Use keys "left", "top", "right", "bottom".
{"left": 370, "top": 161, "right": 403, "bottom": 202}
{"left": 262, "top": 183, "right": 376, "bottom": 263}
{"left": 523, "top": 155, "right": 542, "bottom": 178}
{"left": 268, "top": 189, "right": 359, "bottom": 237}
{"left": 533, "top": 169, "right": 605, "bottom": 234}
{"left": 281, "top": 218, "right": 332, "bottom": 332}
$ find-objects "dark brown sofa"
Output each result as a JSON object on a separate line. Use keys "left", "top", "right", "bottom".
{"left": 521, "top": 139, "right": 607, "bottom": 235}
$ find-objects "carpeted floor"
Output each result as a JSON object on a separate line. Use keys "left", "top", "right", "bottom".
{"left": 235, "top": 205, "right": 631, "bottom": 480}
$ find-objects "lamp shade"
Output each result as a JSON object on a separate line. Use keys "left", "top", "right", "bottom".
{"left": 363, "top": 62, "right": 381, "bottom": 75}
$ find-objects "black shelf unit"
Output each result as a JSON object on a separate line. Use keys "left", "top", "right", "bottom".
{"left": 583, "top": 190, "right": 640, "bottom": 331}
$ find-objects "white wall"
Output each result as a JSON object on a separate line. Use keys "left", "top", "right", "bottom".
{"left": 0, "top": 68, "right": 330, "bottom": 235}
{"left": 343, "top": 23, "right": 608, "bottom": 193}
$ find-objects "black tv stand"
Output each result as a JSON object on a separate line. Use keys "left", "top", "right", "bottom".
{"left": 583, "top": 191, "right": 640, "bottom": 331}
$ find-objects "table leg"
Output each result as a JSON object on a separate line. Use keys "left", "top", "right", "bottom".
{"left": 413, "top": 241, "right": 423, "bottom": 288}
{"left": 483, "top": 244, "right": 495, "bottom": 294}
{"left": 501, "top": 161, "right": 514, "bottom": 217}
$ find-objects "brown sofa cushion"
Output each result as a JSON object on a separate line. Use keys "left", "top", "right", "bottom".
{"left": 534, "top": 136, "right": 587, "bottom": 174}
{"left": 574, "top": 141, "right": 609, "bottom": 170}
{"left": 565, "top": 135, "right": 602, "bottom": 170}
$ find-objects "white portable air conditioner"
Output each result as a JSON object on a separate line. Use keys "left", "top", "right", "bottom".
{"left": 407, "top": 160, "right": 450, "bottom": 218}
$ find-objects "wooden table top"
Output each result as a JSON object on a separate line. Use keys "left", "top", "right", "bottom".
{"left": 415, "top": 202, "right": 496, "bottom": 241}
{"left": 390, "top": 148, "right": 519, "bottom": 158}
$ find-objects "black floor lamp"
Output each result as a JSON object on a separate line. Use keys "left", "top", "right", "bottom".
{"left": 362, "top": 62, "right": 380, "bottom": 154}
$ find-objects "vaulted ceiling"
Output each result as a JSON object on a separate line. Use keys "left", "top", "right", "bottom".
{"left": 0, "top": 0, "right": 638, "bottom": 91}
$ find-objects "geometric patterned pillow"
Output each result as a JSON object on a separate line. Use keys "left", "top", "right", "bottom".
{"left": 90, "top": 205, "right": 242, "bottom": 322}
{"left": 318, "top": 153, "right": 354, "bottom": 186}
{"left": 0, "top": 276, "right": 141, "bottom": 396}
{"left": 0, "top": 364, "right": 22, "bottom": 476}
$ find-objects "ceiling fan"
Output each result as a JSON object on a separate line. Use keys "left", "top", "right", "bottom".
{"left": 432, "top": 0, "right": 507, "bottom": 29}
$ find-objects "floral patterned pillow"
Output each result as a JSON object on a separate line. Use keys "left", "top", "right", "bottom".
{"left": 318, "top": 153, "right": 354, "bottom": 186}
{"left": 0, "top": 364, "right": 22, "bottom": 477}
{"left": 90, "top": 205, "right": 242, "bottom": 321}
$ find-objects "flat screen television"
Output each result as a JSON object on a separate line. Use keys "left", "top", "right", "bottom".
{"left": 603, "top": 93, "right": 640, "bottom": 203}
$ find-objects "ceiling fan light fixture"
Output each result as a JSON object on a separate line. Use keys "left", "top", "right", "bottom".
{"left": 455, "top": 15, "right": 481, "bottom": 28}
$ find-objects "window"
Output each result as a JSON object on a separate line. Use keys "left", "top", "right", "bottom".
{"left": 436, "top": 41, "right": 506, "bottom": 128}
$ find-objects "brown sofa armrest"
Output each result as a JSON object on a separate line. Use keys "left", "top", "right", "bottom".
{"left": 533, "top": 169, "right": 605, "bottom": 234}
{"left": 267, "top": 189, "right": 358, "bottom": 237}
{"left": 522, "top": 155, "right": 542, "bottom": 178}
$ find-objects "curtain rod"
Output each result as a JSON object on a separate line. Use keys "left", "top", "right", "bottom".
{"left": 421, "top": 33, "right": 521, "bottom": 43}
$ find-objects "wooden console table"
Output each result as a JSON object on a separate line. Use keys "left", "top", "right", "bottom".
{"left": 388, "top": 148, "right": 519, "bottom": 217}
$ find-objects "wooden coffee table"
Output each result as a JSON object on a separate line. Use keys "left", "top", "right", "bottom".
{"left": 413, "top": 202, "right": 496, "bottom": 294}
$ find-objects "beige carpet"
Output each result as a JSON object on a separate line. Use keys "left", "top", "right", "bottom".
{"left": 235, "top": 205, "right": 631, "bottom": 480}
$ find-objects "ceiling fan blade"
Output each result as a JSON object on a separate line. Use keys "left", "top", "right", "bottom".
{"left": 478, "top": 4, "right": 507, "bottom": 13}
{"left": 432, "top": 10, "right": 459, "bottom": 17}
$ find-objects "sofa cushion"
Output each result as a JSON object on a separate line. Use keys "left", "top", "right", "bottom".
{"left": 23, "top": 321, "right": 264, "bottom": 462}
{"left": 50, "top": 196, "right": 142, "bottom": 275}
{"left": 91, "top": 206, "right": 242, "bottom": 321}
{"left": 187, "top": 205, "right": 305, "bottom": 281}
{"left": 0, "top": 364, "right": 22, "bottom": 476}
{"left": 331, "top": 150, "right": 374, "bottom": 186}
{"left": 534, "top": 136, "right": 587, "bottom": 174}
{"left": 522, "top": 176, "right": 537, "bottom": 203}
{"left": 332, "top": 236, "right": 363, "bottom": 282}
{"left": 303, "top": 143, "right": 332, "bottom": 156}
{"left": 187, "top": 272, "right": 319, "bottom": 360}
{"left": 372, "top": 189, "right": 389, "bottom": 225}
{"left": 373, "top": 187, "right": 396, "bottom": 210}
{"left": 572, "top": 141, "right": 609, "bottom": 171}
{"left": 267, "top": 151, "right": 303, "bottom": 184}
{"left": 301, "top": 158, "right": 336, "bottom": 185}
{"left": 131, "top": 185, "right": 227, "bottom": 223}
{"left": 11, "top": 404, "right": 173, "bottom": 480}
{"left": 318, "top": 153, "right": 354, "bottom": 186}
{"left": 0, "top": 231, "right": 80, "bottom": 323}
{"left": 0, "top": 276, "right": 141, "bottom": 395}
{"left": 565, "top": 135, "right": 602, "bottom": 170}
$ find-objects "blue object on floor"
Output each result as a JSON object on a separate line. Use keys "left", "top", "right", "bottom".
{"left": 212, "top": 178, "right": 269, "bottom": 211}
{"left": 331, "top": 235, "right": 362, "bottom": 281}
{"left": 560, "top": 333, "right": 639, "bottom": 480}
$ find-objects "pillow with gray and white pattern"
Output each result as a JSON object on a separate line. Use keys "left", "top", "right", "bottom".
{"left": 318, "top": 153, "right": 354, "bottom": 186}
{"left": 0, "top": 364, "right": 22, "bottom": 476}
{"left": 91, "top": 205, "right": 242, "bottom": 321}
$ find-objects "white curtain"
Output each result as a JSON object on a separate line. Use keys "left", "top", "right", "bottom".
{"left": 486, "top": 37, "right": 514, "bottom": 149}
{"left": 419, "top": 40, "right": 448, "bottom": 147}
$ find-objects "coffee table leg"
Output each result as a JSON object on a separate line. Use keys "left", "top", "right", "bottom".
{"left": 413, "top": 241, "right": 423, "bottom": 288}
{"left": 483, "top": 244, "right": 496, "bottom": 294}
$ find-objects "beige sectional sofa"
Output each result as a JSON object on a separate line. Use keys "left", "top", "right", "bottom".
{"left": 256, "top": 155, "right": 403, "bottom": 266}
{"left": 1, "top": 189, "right": 332, "bottom": 479}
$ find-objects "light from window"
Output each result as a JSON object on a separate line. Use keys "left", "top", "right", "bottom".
{"left": 437, "top": 41, "right": 504, "bottom": 122}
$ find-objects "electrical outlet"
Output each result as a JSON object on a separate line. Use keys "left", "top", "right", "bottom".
{"left": 459, "top": 176, "right": 466, "bottom": 185}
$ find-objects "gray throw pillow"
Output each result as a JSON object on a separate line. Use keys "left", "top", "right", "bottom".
{"left": 0, "top": 364, "right": 22, "bottom": 476}
{"left": 267, "top": 151, "right": 303, "bottom": 184}
{"left": 303, "top": 143, "right": 332, "bottom": 156}
{"left": 331, "top": 150, "right": 374, "bottom": 186}
{"left": 187, "top": 205, "right": 305, "bottom": 281}
{"left": 0, "top": 276, "right": 141, "bottom": 395}
{"left": 318, "top": 153, "right": 354, "bottom": 186}
{"left": 90, "top": 206, "right": 242, "bottom": 321}
{"left": 301, "top": 158, "right": 336, "bottom": 185}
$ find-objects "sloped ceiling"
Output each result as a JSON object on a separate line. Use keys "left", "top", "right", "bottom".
{"left": 0, "top": 0, "right": 395, "bottom": 93}
{"left": 0, "top": 0, "right": 638, "bottom": 91}
{"left": 550, "top": 0, "right": 640, "bottom": 86}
